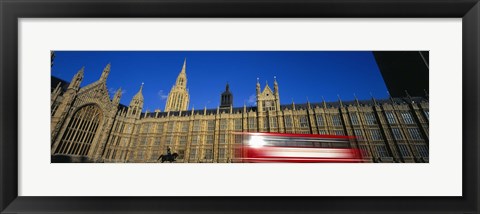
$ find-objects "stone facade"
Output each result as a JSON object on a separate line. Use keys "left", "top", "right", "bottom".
{"left": 51, "top": 62, "right": 429, "bottom": 163}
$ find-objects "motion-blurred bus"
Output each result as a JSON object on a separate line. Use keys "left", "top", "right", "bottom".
{"left": 232, "top": 132, "right": 364, "bottom": 163}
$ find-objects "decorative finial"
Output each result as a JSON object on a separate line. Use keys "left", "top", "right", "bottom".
{"left": 370, "top": 92, "right": 377, "bottom": 105}
{"left": 138, "top": 82, "right": 144, "bottom": 93}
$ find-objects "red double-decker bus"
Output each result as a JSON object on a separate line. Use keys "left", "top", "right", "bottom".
{"left": 233, "top": 132, "right": 364, "bottom": 163}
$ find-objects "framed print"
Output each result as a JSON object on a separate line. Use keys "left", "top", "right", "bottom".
{"left": 1, "top": 0, "right": 479, "bottom": 213}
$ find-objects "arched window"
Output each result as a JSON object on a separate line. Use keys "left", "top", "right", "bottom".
{"left": 55, "top": 105, "right": 102, "bottom": 156}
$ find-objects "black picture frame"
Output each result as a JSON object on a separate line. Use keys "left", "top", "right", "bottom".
{"left": 1, "top": 0, "right": 479, "bottom": 213}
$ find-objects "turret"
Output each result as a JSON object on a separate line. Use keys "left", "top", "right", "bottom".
{"left": 274, "top": 76, "right": 278, "bottom": 94}
{"left": 100, "top": 63, "right": 111, "bottom": 82}
{"left": 273, "top": 76, "right": 280, "bottom": 111}
{"left": 128, "top": 83, "right": 144, "bottom": 119}
{"left": 220, "top": 82, "right": 233, "bottom": 108}
{"left": 338, "top": 95, "right": 344, "bottom": 108}
{"left": 256, "top": 78, "right": 260, "bottom": 95}
{"left": 113, "top": 88, "right": 122, "bottom": 106}
{"left": 68, "top": 66, "right": 84, "bottom": 90}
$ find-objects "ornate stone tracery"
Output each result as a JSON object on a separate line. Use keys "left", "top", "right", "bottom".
{"left": 55, "top": 104, "right": 102, "bottom": 156}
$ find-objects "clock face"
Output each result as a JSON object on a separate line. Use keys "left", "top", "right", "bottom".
{"left": 266, "top": 101, "right": 271, "bottom": 107}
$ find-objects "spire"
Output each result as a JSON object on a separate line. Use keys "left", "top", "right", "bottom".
{"left": 291, "top": 98, "right": 296, "bottom": 110}
{"left": 322, "top": 96, "right": 327, "bottom": 108}
{"left": 165, "top": 59, "right": 190, "bottom": 112}
{"left": 68, "top": 66, "right": 84, "bottom": 90}
{"left": 77, "top": 66, "right": 85, "bottom": 76}
{"left": 256, "top": 77, "right": 261, "bottom": 94}
{"left": 273, "top": 76, "right": 279, "bottom": 94}
{"left": 337, "top": 94, "right": 343, "bottom": 108}
{"left": 128, "top": 83, "right": 144, "bottom": 119}
{"left": 387, "top": 90, "right": 395, "bottom": 104}
{"left": 307, "top": 96, "right": 311, "bottom": 109}
{"left": 405, "top": 90, "right": 411, "bottom": 98}
{"left": 133, "top": 82, "right": 144, "bottom": 100}
{"left": 354, "top": 93, "right": 360, "bottom": 106}
{"left": 405, "top": 90, "right": 413, "bottom": 103}
{"left": 181, "top": 58, "right": 187, "bottom": 74}
{"left": 113, "top": 87, "right": 122, "bottom": 105}
{"left": 220, "top": 82, "right": 233, "bottom": 108}
{"left": 100, "top": 63, "right": 111, "bottom": 81}
{"left": 173, "top": 59, "right": 187, "bottom": 88}
{"left": 139, "top": 82, "right": 144, "bottom": 93}
{"left": 370, "top": 92, "right": 377, "bottom": 106}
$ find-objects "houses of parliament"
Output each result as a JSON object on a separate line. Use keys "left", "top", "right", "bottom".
{"left": 50, "top": 59, "right": 429, "bottom": 163}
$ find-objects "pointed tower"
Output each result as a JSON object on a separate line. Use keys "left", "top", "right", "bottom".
{"left": 256, "top": 78, "right": 261, "bottom": 95}
{"left": 273, "top": 76, "right": 281, "bottom": 112}
{"left": 338, "top": 95, "right": 344, "bottom": 108}
{"left": 112, "top": 88, "right": 122, "bottom": 106}
{"left": 128, "top": 83, "right": 144, "bottom": 119}
{"left": 165, "top": 59, "right": 190, "bottom": 112}
{"left": 354, "top": 93, "right": 360, "bottom": 106}
{"left": 68, "top": 66, "right": 84, "bottom": 90}
{"left": 99, "top": 63, "right": 111, "bottom": 82}
{"left": 220, "top": 82, "right": 233, "bottom": 109}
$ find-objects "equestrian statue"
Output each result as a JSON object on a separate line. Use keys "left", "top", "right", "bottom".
{"left": 158, "top": 146, "right": 178, "bottom": 163}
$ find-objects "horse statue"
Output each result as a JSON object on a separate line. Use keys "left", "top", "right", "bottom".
{"left": 158, "top": 153, "right": 178, "bottom": 163}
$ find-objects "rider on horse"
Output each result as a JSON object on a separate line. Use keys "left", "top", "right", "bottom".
{"left": 158, "top": 146, "right": 178, "bottom": 163}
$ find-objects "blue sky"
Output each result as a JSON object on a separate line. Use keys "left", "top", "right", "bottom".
{"left": 51, "top": 51, "right": 389, "bottom": 111}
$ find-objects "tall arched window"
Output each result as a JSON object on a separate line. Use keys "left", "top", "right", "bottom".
{"left": 55, "top": 105, "right": 102, "bottom": 156}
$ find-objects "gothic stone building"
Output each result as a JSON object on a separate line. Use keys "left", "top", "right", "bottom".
{"left": 51, "top": 61, "right": 429, "bottom": 163}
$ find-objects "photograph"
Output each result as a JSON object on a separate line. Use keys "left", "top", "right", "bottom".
{"left": 2, "top": 0, "right": 477, "bottom": 212}
{"left": 50, "top": 51, "right": 429, "bottom": 163}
